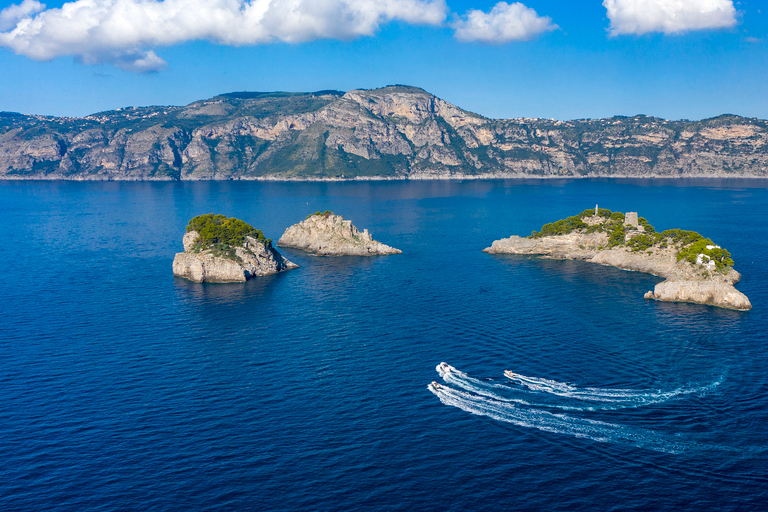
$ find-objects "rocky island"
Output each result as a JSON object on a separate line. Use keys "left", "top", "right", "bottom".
{"left": 173, "top": 214, "right": 297, "bottom": 283}
{"left": 278, "top": 211, "right": 401, "bottom": 256}
{"left": 484, "top": 208, "right": 751, "bottom": 311}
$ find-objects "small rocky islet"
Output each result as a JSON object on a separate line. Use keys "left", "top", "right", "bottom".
{"left": 172, "top": 214, "right": 298, "bottom": 283}
{"left": 172, "top": 211, "right": 400, "bottom": 283}
{"left": 173, "top": 209, "right": 751, "bottom": 312}
{"left": 277, "top": 211, "right": 401, "bottom": 256}
{"left": 484, "top": 207, "right": 751, "bottom": 311}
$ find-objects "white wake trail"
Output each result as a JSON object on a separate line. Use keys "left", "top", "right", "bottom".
{"left": 437, "top": 363, "right": 533, "bottom": 406}
{"left": 504, "top": 369, "right": 723, "bottom": 406}
{"left": 436, "top": 363, "right": 722, "bottom": 411}
{"left": 428, "top": 382, "right": 688, "bottom": 454}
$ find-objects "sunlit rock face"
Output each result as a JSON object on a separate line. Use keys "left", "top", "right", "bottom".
{"left": 484, "top": 211, "right": 751, "bottom": 311}
{"left": 173, "top": 230, "right": 298, "bottom": 283}
{"left": 2, "top": 86, "right": 768, "bottom": 180}
{"left": 278, "top": 213, "right": 401, "bottom": 256}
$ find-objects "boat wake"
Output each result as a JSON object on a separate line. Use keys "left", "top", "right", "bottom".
{"left": 504, "top": 369, "right": 722, "bottom": 406}
{"left": 430, "top": 363, "right": 729, "bottom": 453}
{"left": 428, "top": 382, "right": 688, "bottom": 453}
{"left": 436, "top": 363, "right": 721, "bottom": 411}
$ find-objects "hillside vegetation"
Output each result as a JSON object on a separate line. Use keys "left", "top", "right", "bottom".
{"left": 186, "top": 213, "right": 271, "bottom": 261}
{"left": 529, "top": 208, "right": 735, "bottom": 271}
{"left": 2, "top": 86, "right": 767, "bottom": 180}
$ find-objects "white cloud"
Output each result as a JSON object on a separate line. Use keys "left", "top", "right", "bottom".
{"left": 604, "top": 0, "right": 738, "bottom": 36}
{"left": 0, "top": 0, "right": 448, "bottom": 72}
{"left": 0, "top": 0, "right": 44, "bottom": 31}
{"left": 81, "top": 49, "right": 169, "bottom": 73}
{"left": 453, "top": 1, "right": 556, "bottom": 43}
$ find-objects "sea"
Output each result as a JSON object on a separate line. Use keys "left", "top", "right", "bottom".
{"left": 1, "top": 178, "right": 766, "bottom": 511}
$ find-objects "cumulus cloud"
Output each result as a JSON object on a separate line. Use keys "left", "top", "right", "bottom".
{"left": 0, "top": 0, "right": 44, "bottom": 31}
{"left": 0, "top": 0, "right": 448, "bottom": 72}
{"left": 453, "top": 1, "right": 556, "bottom": 43}
{"left": 81, "top": 49, "right": 169, "bottom": 73}
{"left": 604, "top": 0, "right": 738, "bottom": 36}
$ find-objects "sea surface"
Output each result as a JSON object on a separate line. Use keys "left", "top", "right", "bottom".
{"left": 1, "top": 179, "right": 766, "bottom": 511}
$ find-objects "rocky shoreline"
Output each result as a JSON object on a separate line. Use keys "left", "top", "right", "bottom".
{"left": 172, "top": 208, "right": 752, "bottom": 312}
{"left": 4, "top": 174, "right": 768, "bottom": 182}
{"left": 484, "top": 209, "right": 751, "bottom": 311}
{"left": 3, "top": 86, "right": 768, "bottom": 181}
{"left": 278, "top": 212, "right": 401, "bottom": 256}
{"left": 172, "top": 218, "right": 297, "bottom": 283}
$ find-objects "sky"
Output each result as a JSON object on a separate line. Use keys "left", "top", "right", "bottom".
{"left": 0, "top": 0, "right": 766, "bottom": 120}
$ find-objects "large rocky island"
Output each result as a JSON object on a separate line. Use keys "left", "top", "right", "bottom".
{"left": 173, "top": 214, "right": 297, "bottom": 283}
{"left": 2, "top": 85, "right": 768, "bottom": 180}
{"left": 278, "top": 211, "right": 401, "bottom": 256}
{"left": 484, "top": 208, "right": 751, "bottom": 311}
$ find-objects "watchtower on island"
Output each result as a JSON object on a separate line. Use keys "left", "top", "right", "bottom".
{"left": 624, "top": 212, "right": 645, "bottom": 232}
{"left": 624, "top": 212, "right": 639, "bottom": 228}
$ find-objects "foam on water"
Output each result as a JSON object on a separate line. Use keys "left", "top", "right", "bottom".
{"left": 432, "top": 365, "right": 759, "bottom": 454}
{"left": 437, "top": 363, "right": 722, "bottom": 411}
{"left": 428, "top": 383, "right": 688, "bottom": 454}
{"left": 504, "top": 369, "right": 723, "bottom": 406}
{"left": 437, "top": 363, "right": 533, "bottom": 406}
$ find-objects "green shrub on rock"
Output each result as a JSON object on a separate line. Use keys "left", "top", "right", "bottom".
{"left": 307, "top": 210, "right": 334, "bottom": 219}
{"left": 524, "top": 207, "right": 736, "bottom": 271}
{"left": 627, "top": 232, "right": 661, "bottom": 251}
{"left": 659, "top": 229, "right": 703, "bottom": 247}
{"left": 677, "top": 239, "right": 734, "bottom": 270}
{"left": 530, "top": 215, "right": 587, "bottom": 238}
{"left": 638, "top": 217, "right": 655, "bottom": 234}
{"left": 607, "top": 224, "right": 626, "bottom": 248}
{"left": 186, "top": 213, "right": 271, "bottom": 248}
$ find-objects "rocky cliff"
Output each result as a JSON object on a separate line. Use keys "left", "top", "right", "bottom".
{"left": 173, "top": 229, "right": 298, "bottom": 283}
{"left": 483, "top": 209, "right": 751, "bottom": 311}
{"left": 2, "top": 86, "right": 768, "bottom": 180}
{"left": 278, "top": 212, "right": 401, "bottom": 256}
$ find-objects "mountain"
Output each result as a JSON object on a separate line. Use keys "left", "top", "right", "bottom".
{"left": 1, "top": 85, "right": 767, "bottom": 180}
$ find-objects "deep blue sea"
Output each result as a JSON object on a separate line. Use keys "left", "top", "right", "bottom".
{"left": 1, "top": 179, "right": 767, "bottom": 511}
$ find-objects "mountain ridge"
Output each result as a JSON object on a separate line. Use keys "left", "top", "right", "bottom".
{"left": 2, "top": 85, "right": 767, "bottom": 180}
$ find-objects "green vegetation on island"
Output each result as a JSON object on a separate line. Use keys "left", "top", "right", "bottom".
{"left": 306, "top": 210, "right": 334, "bottom": 219}
{"left": 186, "top": 214, "right": 272, "bottom": 261}
{"left": 3, "top": 87, "right": 768, "bottom": 181}
{"left": 528, "top": 208, "right": 734, "bottom": 271}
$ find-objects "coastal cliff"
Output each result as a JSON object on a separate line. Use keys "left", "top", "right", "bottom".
{"left": 173, "top": 214, "right": 297, "bottom": 283}
{"left": 278, "top": 211, "right": 401, "bottom": 256}
{"left": 2, "top": 86, "right": 768, "bottom": 180}
{"left": 484, "top": 209, "right": 751, "bottom": 310}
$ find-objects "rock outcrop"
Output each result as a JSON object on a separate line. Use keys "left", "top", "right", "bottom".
{"left": 484, "top": 210, "right": 751, "bottom": 311}
{"left": 643, "top": 281, "right": 751, "bottom": 311}
{"left": 278, "top": 213, "right": 401, "bottom": 256}
{"left": 2, "top": 86, "right": 768, "bottom": 180}
{"left": 173, "top": 230, "right": 298, "bottom": 283}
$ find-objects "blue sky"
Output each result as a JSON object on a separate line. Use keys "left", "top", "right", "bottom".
{"left": 1, "top": 0, "right": 766, "bottom": 120}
